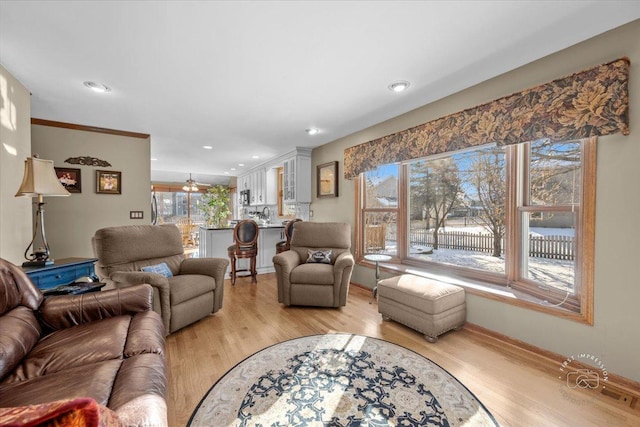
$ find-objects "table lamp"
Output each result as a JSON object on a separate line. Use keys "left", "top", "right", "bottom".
{"left": 15, "top": 156, "right": 70, "bottom": 267}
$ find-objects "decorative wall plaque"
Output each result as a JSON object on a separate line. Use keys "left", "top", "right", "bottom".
{"left": 65, "top": 156, "right": 112, "bottom": 167}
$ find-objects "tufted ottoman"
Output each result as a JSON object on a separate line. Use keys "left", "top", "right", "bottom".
{"left": 377, "top": 274, "right": 466, "bottom": 342}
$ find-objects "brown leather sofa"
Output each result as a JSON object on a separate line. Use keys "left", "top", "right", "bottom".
{"left": 273, "top": 222, "right": 354, "bottom": 307}
{"left": 0, "top": 258, "right": 167, "bottom": 426}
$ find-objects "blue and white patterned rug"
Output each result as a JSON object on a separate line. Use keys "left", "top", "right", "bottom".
{"left": 189, "top": 334, "right": 498, "bottom": 426}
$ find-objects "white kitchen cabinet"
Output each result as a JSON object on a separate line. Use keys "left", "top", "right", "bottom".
{"left": 255, "top": 168, "right": 266, "bottom": 205}
{"left": 265, "top": 167, "right": 278, "bottom": 205}
{"left": 238, "top": 168, "right": 268, "bottom": 206}
{"left": 283, "top": 153, "right": 311, "bottom": 203}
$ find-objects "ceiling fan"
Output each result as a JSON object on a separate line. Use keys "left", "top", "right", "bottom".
{"left": 182, "top": 173, "right": 211, "bottom": 192}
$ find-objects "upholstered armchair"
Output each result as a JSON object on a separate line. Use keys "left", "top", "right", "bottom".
{"left": 272, "top": 222, "right": 354, "bottom": 307}
{"left": 93, "top": 224, "right": 229, "bottom": 334}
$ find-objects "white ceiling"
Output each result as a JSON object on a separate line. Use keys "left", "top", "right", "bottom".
{"left": 2, "top": 1, "right": 639, "bottom": 186}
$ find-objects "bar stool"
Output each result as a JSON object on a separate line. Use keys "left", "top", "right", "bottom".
{"left": 275, "top": 219, "right": 302, "bottom": 254}
{"left": 227, "top": 220, "right": 259, "bottom": 285}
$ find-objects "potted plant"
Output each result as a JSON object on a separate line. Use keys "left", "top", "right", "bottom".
{"left": 200, "top": 185, "right": 231, "bottom": 228}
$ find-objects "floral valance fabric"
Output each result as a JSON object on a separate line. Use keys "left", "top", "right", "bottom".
{"left": 344, "top": 58, "right": 630, "bottom": 179}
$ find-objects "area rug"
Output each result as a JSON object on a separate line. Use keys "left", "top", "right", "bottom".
{"left": 188, "top": 333, "right": 498, "bottom": 426}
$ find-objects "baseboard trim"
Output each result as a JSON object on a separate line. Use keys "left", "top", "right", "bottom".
{"left": 464, "top": 322, "right": 639, "bottom": 410}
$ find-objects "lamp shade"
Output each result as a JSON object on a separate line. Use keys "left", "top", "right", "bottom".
{"left": 15, "top": 157, "right": 70, "bottom": 197}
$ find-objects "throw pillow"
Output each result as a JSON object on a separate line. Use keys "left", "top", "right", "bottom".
{"left": 306, "top": 249, "right": 332, "bottom": 264}
{"left": 141, "top": 262, "right": 173, "bottom": 278}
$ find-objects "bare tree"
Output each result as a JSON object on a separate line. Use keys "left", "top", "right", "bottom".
{"left": 529, "top": 139, "right": 581, "bottom": 206}
{"left": 410, "top": 158, "right": 461, "bottom": 249}
{"left": 469, "top": 147, "right": 506, "bottom": 257}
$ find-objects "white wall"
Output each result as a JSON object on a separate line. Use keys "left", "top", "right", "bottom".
{"left": 0, "top": 64, "right": 32, "bottom": 264}
{"left": 311, "top": 20, "right": 640, "bottom": 381}
{"left": 31, "top": 125, "right": 150, "bottom": 258}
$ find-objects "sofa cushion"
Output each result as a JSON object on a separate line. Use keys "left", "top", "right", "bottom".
{"left": 290, "top": 263, "right": 335, "bottom": 285}
{"left": 0, "top": 307, "right": 41, "bottom": 380}
{"left": 169, "top": 274, "right": 215, "bottom": 306}
{"left": 108, "top": 353, "right": 167, "bottom": 411}
{"left": 7, "top": 316, "right": 130, "bottom": 383}
{"left": 0, "top": 360, "right": 123, "bottom": 408}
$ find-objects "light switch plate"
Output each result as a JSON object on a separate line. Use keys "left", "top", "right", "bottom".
{"left": 130, "top": 211, "right": 144, "bottom": 219}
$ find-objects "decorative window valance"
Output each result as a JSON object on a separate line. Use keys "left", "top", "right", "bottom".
{"left": 344, "top": 57, "right": 630, "bottom": 179}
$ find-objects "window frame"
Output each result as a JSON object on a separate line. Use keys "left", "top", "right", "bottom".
{"left": 356, "top": 137, "right": 596, "bottom": 324}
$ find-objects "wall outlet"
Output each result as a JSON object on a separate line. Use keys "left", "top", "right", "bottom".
{"left": 130, "top": 211, "right": 144, "bottom": 219}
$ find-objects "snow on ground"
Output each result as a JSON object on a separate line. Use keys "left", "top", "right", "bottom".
{"left": 428, "top": 225, "right": 575, "bottom": 237}
{"left": 386, "top": 242, "right": 574, "bottom": 291}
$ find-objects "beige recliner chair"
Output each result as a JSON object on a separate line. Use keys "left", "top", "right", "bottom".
{"left": 273, "top": 222, "right": 354, "bottom": 307}
{"left": 93, "top": 224, "right": 228, "bottom": 334}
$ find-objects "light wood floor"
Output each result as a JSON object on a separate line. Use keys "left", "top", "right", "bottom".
{"left": 167, "top": 274, "right": 639, "bottom": 426}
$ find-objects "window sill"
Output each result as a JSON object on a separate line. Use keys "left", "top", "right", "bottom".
{"left": 357, "top": 259, "right": 591, "bottom": 324}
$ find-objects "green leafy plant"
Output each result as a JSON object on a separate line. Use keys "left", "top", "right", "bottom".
{"left": 200, "top": 185, "right": 231, "bottom": 227}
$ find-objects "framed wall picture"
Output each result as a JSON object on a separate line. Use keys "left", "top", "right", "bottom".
{"left": 317, "top": 161, "right": 338, "bottom": 198}
{"left": 54, "top": 167, "right": 81, "bottom": 193}
{"left": 96, "top": 170, "right": 122, "bottom": 194}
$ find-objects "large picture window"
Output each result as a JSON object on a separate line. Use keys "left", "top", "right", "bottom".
{"left": 356, "top": 138, "right": 595, "bottom": 322}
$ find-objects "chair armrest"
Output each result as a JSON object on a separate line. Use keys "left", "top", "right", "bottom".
{"left": 110, "top": 271, "right": 170, "bottom": 290}
{"left": 272, "top": 250, "right": 301, "bottom": 271}
{"left": 179, "top": 257, "right": 229, "bottom": 313}
{"left": 39, "top": 284, "right": 154, "bottom": 331}
{"left": 179, "top": 257, "right": 229, "bottom": 278}
{"left": 334, "top": 252, "right": 355, "bottom": 271}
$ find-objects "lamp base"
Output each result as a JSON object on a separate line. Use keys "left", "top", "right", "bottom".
{"left": 22, "top": 259, "right": 54, "bottom": 267}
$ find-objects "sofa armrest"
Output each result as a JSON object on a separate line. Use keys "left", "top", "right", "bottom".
{"left": 39, "top": 284, "right": 153, "bottom": 331}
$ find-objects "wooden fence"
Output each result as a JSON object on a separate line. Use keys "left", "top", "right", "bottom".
{"left": 409, "top": 229, "right": 574, "bottom": 260}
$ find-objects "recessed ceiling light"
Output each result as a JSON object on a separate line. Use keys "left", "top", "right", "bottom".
{"left": 252, "top": 155, "right": 260, "bottom": 159}
{"left": 83, "top": 81, "right": 111, "bottom": 93}
{"left": 224, "top": 171, "right": 229, "bottom": 175}
{"left": 151, "top": 158, "right": 158, "bottom": 161}
{"left": 388, "top": 80, "right": 410, "bottom": 92}
{"left": 238, "top": 163, "right": 245, "bottom": 167}
{"left": 203, "top": 145, "right": 213, "bottom": 150}
{"left": 230, "top": 167, "right": 236, "bottom": 171}
{"left": 306, "top": 128, "right": 319, "bottom": 135}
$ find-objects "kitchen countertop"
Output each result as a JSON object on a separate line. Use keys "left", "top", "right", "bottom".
{"left": 200, "top": 224, "right": 285, "bottom": 230}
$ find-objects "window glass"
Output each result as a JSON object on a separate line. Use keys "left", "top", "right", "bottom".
{"left": 521, "top": 211, "right": 576, "bottom": 292}
{"left": 407, "top": 146, "right": 506, "bottom": 275}
{"left": 364, "top": 211, "right": 397, "bottom": 256}
{"left": 364, "top": 165, "right": 398, "bottom": 208}
{"left": 155, "top": 191, "right": 204, "bottom": 223}
{"left": 357, "top": 136, "right": 593, "bottom": 319}
{"left": 529, "top": 139, "right": 581, "bottom": 206}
